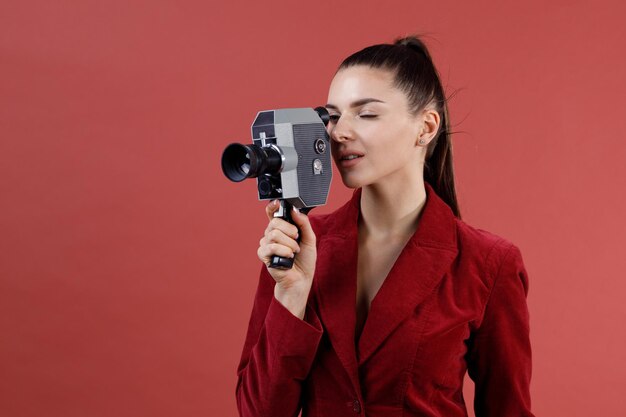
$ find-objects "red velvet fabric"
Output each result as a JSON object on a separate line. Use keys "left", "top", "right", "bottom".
{"left": 236, "top": 182, "right": 535, "bottom": 417}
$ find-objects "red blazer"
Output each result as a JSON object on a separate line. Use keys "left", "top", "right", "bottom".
{"left": 236, "top": 182, "right": 534, "bottom": 417}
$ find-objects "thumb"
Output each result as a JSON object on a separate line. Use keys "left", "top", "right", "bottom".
{"left": 291, "top": 207, "right": 316, "bottom": 246}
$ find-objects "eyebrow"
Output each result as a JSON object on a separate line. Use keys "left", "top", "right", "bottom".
{"left": 325, "top": 98, "right": 386, "bottom": 110}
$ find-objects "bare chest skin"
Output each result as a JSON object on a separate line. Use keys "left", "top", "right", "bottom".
{"left": 355, "top": 232, "right": 412, "bottom": 342}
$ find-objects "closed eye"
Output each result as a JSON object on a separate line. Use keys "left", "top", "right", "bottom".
{"left": 328, "top": 114, "right": 377, "bottom": 122}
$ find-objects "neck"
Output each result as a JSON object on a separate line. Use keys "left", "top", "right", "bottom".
{"left": 358, "top": 176, "right": 428, "bottom": 240}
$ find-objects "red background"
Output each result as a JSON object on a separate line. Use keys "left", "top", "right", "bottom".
{"left": 1, "top": 1, "right": 625, "bottom": 416}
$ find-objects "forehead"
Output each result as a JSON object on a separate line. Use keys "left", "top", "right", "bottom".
{"left": 327, "top": 65, "right": 402, "bottom": 105}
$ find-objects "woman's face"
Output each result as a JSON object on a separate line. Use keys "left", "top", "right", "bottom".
{"left": 325, "top": 65, "right": 425, "bottom": 189}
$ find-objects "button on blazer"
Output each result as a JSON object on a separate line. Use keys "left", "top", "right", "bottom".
{"left": 236, "top": 182, "right": 535, "bottom": 417}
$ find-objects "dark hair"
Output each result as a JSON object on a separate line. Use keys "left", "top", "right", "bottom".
{"left": 338, "top": 35, "right": 461, "bottom": 219}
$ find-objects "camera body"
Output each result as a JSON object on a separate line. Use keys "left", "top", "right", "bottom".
{"left": 251, "top": 108, "right": 332, "bottom": 208}
{"left": 222, "top": 107, "right": 332, "bottom": 210}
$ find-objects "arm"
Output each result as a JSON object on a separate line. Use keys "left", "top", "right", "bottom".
{"left": 235, "top": 264, "right": 323, "bottom": 417}
{"left": 466, "top": 243, "right": 536, "bottom": 417}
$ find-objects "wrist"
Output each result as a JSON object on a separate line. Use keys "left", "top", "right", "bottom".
{"left": 274, "top": 283, "right": 310, "bottom": 320}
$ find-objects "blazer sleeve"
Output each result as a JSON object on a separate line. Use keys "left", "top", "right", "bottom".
{"left": 466, "top": 243, "right": 536, "bottom": 417}
{"left": 235, "top": 264, "right": 324, "bottom": 417}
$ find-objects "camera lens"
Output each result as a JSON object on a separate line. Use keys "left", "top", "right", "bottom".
{"left": 221, "top": 143, "right": 283, "bottom": 182}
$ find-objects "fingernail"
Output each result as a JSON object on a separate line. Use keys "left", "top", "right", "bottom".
{"left": 292, "top": 206, "right": 300, "bottom": 213}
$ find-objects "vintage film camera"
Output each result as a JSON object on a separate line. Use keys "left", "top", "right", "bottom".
{"left": 221, "top": 107, "right": 332, "bottom": 269}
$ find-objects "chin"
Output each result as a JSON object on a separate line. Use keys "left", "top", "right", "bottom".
{"left": 338, "top": 173, "right": 367, "bottom": 189}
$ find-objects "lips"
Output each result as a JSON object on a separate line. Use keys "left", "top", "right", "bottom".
{"left": 336, "top": 150, "right": 364, "bottom": 168}
{"left": 338, "top": 151, "right": 364, "bottom": 161}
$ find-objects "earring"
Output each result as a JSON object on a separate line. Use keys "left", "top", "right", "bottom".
{"left": 418, "top": 139, "right": 425, "bottom": 144}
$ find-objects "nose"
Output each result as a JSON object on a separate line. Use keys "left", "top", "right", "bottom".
{"left": 329, "top": 116, "right": 353, "bottom": 143}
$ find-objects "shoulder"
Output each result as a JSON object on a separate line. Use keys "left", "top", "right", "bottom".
{"left": 454, "top": 218, "right": 527, "bottom": 288}
{"left": 455, "top": 218, "right": 517, "bottom": 256}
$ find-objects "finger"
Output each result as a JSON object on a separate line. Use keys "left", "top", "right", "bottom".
{"left": 265, "top": 199, "right": 280, "bottom": 221}
{"left": 258, "top": 243, "right": 296, "bottom": 262}
{"left": 265, "top": 217, "right": 299, "bottom": 241}
{"left": 290, "top": 207, "right": 316, "bottom": 246}
{"left": 265, "top": 229, "right": 301, "bottom": 253}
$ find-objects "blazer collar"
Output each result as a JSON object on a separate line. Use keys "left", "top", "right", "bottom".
{"left": 315, "top": 181, "right": 459, "bottom": 391}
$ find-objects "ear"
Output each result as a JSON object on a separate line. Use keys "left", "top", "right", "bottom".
{"left": 416, "top": 108, "right": 440, "bottom": 146}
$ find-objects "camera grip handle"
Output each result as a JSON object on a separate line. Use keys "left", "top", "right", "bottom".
{"left": 268, "top": 200, "right": 306, "bottom": 270}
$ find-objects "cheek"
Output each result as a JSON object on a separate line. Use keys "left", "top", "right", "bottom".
{"left": 368, "top": 123, "right": 416, "bottom": 155}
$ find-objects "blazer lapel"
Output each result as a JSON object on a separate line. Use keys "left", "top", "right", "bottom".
{"left": 357, "top": 182, "right": 458, "bottom": 364}
{"left": 356, "top": 246, "right": 457, "bottom": 365}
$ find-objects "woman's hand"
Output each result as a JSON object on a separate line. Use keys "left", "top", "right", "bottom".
{"left": 257, "top": 200, "right": 317, "bottom": 319}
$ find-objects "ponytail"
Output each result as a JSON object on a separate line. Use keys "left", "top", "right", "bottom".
{"left": 394, "top": 36, "right": 460, "bottom": 218}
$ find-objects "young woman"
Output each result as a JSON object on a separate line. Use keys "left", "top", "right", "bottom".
{"left": 236, "top": 36, "right": 535, "bottom": 417}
